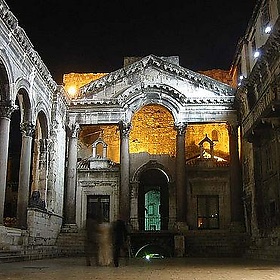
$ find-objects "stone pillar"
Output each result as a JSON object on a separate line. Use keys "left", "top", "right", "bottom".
{"left": 17, "top": 122, "right": 35, "bottom": 229}
{"left": 64, "top": 123, "right": 80, "bottom": 225}
{"left": 228, "top": 122, "right": 243, "bottom": 225}
{"left": 38, "top": 139, "right": 49, "bottom": 205}
{"left": 0, "top": 101, "right": 16, "bottom": 225}
{"left": 119, "top": 121, "right": 131, "bottom": 222}
{"left": 175, "top": 122, "right": 187, "bottom": 223}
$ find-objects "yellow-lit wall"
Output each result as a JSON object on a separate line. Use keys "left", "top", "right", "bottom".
{"left": 78, "top": 105, "right": 230, "bottom": 163}
{"left": 63, "top": 72, "right": 107, "bottom": 98}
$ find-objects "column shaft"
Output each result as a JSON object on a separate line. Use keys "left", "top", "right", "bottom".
{"left": 17, "top": 122, "right": 34, "bottom": 228}
{"left": 175, "top": 123, "right": 187, "bottom": 223}
{"left": 65, "top": 123, "right": 79, "bottom": 224}
{"left": 0, "top": 117, "right": 11, "bottom": 225}
{"left": 0, "top": 102, "right": 16, "bottom": 225}
{"left": 119, "top": 121, "right": 131, "bottom": 222}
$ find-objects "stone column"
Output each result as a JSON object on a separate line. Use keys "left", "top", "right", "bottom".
{"left": 64, "top": 123, "right": 80, "bottom": 225}
{"left": 175, "top": 122, "right": 187, "bottom": 223}
{"left": 17, "top": 122, "right": 35, "bottom": 229}
{"left": 38, "top": 139, "right": 49, "bottom": 205}
{"left": 0, "top": 101, "right": 16, "bottom": 225}
{"left": 228, "top": 122, "right": 243, "bottom": 225}
{"left": 119, "top": 121, "right": 131, "bottom": 222}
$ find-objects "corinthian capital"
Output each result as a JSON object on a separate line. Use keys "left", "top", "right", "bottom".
{"left": 174, "top": 122, "right": 187, "bottom": 135}
{"left": 0, "top": 100, "right": 18, "bottom": 119}
{"left": 20, "top": 122, "right": 35, "bottom": 137}
{"left": 68, "top": 122, "right": 80, "bottom": 138}
{"left": 119, "top": 120, "right": 131, "bottom": 138}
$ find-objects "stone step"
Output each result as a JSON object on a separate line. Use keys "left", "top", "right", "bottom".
{"left": 0, "top": 250, "right": 23, "bottom": 263}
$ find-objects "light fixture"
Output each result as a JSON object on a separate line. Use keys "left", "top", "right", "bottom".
{"left": 265, "top": 26, "right": 272, "bottom": 34}
{"left": 239, "top": 75, "right": 244, "bottom": 80}
{"left": 68, "top": 85, "right": 77, "bottom": 97}
{"left": 254, "top": 50, "right": 260, "bottom": 58}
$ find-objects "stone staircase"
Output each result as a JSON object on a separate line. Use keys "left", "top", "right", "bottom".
{"left": 55, "top": 225, "right": 86, "bottom": 257}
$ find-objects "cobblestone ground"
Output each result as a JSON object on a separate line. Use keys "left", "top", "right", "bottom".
{"left": 1, "top": 257, "right": 280, "bottom": 280}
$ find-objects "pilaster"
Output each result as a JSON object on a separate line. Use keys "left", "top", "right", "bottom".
{"left": 228, "top": 122, "right": 243, "bottom": 229}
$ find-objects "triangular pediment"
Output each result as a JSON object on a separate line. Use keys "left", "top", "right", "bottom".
{"left": 74, "top": 55, "right": 235, "bottom": 108}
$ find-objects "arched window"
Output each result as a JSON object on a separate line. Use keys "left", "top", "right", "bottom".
{"left": 212, "top": 130, "right": 218, "bottom": 142}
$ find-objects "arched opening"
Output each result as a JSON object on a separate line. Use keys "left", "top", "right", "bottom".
{"left": 130, "top": 104, "right": 176, "bottom": 156}
{"left": 4, "top": 97, "right": 21, "bottom": 227}
{"left": 30, "top": 111, "right": 48, "bottom": 210}
{"left": 0, "top": 60, "right": 10, "bottom": 101}
{"left": 138, "top": 168, "right": 169, "bottom": 231}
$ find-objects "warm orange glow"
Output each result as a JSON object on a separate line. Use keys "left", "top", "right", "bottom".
{"left": 63, "top": 72, "right": 107, "bottom": 98}
{"left": 78, "top": 106, "right": 230, "bottom": 163}
{"left": 130, "top": 105, "right": 176, "bottom": 155}
{"left": 68, "top": 85, "right": 77, "bottom": 97}
{"left": 79, "top": 125, "right": 120, "bottom": 163}
{"left": 186, "top": 123, "right": 229, "bottom": 161}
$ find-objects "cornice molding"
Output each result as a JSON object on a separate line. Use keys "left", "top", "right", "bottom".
{"left": 80, "top": 55, "right": 234, "bottom": 97}
{"left": 0, "top": 0, "right": 57, "bottom": 91}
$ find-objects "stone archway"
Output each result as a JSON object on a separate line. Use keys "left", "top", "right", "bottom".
{"left": 4, "top": 87, "right": 33, "bottom": 227}
{"left": 138, "top": 168, "right": 169, "bottom": 231}
{"left": 30, "top": 111, "right": 49, "bottom": 210}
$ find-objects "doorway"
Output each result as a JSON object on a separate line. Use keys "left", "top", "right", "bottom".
{"left": 87, "top": 195, "right": 110, "bottom": 223}
{"left": 138, "top": 169, "right": 169, "bottom": 231}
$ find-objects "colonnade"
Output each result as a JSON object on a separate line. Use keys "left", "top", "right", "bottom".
{"left": 0, "top": 102, "right": 242, "bottom": 229}
{"left": 65, "top": 121, "right": 244, "bottom": 226}
{"left": 0, "top": 102, "right": 49, "bottom": 228}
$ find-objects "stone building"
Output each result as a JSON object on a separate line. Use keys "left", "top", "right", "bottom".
{"left": 234, "top": 0, "right": 280, "bottom": 259}
{"left": 0, "top": 0, "right": 279, "bottom": 261}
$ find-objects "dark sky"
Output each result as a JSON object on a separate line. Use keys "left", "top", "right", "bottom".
{"left": 6, "top": 0, "right": 256, "bottom": 84}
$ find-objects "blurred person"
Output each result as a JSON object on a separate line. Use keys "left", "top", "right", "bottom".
{"left": 112, "top": 219, "right": 130, "bottom": 267}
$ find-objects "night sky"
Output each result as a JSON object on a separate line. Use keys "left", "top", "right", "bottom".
{"left": 5, "top": 0, "right": 256, "bottom": 84}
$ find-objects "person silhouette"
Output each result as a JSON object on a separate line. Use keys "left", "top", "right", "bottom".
{"left": 112, "top": 219, "right": 129, "bottom": 267}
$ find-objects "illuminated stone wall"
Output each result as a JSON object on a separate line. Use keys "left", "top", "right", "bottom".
{"left": 63, "top": 72, "right": 107, "bottom": 98}
{"left": 78, "top": 125, "right": 120, "bottom": 163}
{"left": 130, "top": 105, "right": 176, "bottom": 156}
{"left": 78, "top": 105, "right": 230, "bottom": 163}
{"left": 186, "top": 123, "right": 230, "bottom": 161}
{"left": 199, "top": 69, "right": 233, "bottom": 86}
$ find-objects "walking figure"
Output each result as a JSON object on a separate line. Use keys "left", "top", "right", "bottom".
{"left": 112, "top": 219, "right": 130, "bottom": 267}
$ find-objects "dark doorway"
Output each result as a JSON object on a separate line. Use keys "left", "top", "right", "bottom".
{"left": 138, "top": 169, "right": 169, "bottom": 231}
{"left": 87, "top": 195, "right": 110, "bottom": 223}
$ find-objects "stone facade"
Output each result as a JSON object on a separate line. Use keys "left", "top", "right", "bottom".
{"left": 0, "top": 0, "right": 278, "bottom": 262}
{"left": 234, "top": 0, "right": 280, "bottom": 260}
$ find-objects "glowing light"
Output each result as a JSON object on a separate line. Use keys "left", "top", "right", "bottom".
{"left": 265, "top": 26, "right": 272, "bottom": 34}
{"left": 254, "top": 51, "right": 260, "bottom": 58}
{"left": 239, "top": 75, "right": 244, "bottom": 80}
{"left": 68, "top": 86, "right": 77, "bottom": 97}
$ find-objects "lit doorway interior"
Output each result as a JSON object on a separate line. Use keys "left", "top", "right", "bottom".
{"left": 139, "top": 169, "right": 169, "bottom": 231}
{"left": 145, "top": 190, "right": 161, "bottom": 230}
